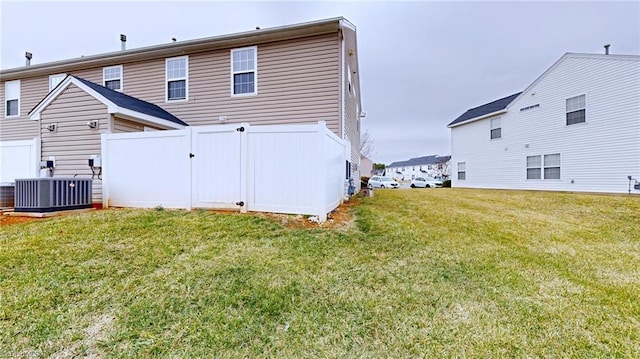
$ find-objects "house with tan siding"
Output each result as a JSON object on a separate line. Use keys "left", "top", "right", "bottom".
{"left": 0, "top": 17, "right": 363, "bottom": 203}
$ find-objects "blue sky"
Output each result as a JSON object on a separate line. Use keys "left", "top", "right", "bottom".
{"left": 2, "top": 1, "right": 639, "bottom": 164}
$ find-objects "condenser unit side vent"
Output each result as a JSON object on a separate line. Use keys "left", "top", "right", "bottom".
{"left": 15, "top": 178, "right": 92, "bottom": 212}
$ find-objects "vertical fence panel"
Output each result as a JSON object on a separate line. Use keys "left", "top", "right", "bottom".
{"left": 247, "top": 124, "right": 320, "bottom": 214}
{"left": 0, "top": 138, "right": 40, "bottom": 183}
{"left": 191, "top": 125, "right": 244, "bottom": 209}
{"left": 102, "top": 130, "right": 191, "bottom": 208}
{"left": 323, "top": 126, "right": 347, "bottom": 215}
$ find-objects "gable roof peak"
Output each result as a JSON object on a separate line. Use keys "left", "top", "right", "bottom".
{"left": 29, "top": 75, "right": 187, "bottom": 129}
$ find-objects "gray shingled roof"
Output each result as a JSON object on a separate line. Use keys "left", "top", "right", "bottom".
{"left": 73, "top": 76, "right": 188, "bottom": 127}
{"left": 447, "top": 92, "right": 521, "bottom": 127}
{"left": 388, "top": 155, "right": 451, "bottom": 168}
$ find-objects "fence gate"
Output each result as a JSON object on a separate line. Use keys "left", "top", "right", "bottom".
{"left": 190, "top": 124, "right": 247, "bottom": 210}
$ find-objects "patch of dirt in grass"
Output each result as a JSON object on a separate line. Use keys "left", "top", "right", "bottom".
{"left": 0, "top": 213, "right": 42, "bottom": 226}
{"left": 254, "top": 197, "right": 360, "bottom": 229}
{"left": 594, "top": 268, "right": 639, "bottom": 285}
{"left": 52, "top": 313, "right": 115, "bottom": 359}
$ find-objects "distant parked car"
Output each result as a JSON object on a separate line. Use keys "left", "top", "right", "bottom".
{"left": 368, "top": 176, "right": 400, "bottom": 189}
{"left": 410, "top": 177, "right": 443, "bottom": 188}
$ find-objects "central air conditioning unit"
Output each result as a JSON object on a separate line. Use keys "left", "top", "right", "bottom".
{"left": 14, "top": 178, "right": 92, "bottom": 212}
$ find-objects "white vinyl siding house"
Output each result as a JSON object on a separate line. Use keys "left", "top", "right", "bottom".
{"left": 386, "top": 155, "right": 451, "bottom": 180}
{"left": 449, "top": 53, "right": 640, "bottom": 194}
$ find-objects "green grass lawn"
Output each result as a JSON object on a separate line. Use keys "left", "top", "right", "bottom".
{"left": 1, "top": 189, "right": 639, "bottom": 357}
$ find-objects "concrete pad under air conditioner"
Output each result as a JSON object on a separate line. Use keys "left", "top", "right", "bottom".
{"left": 4, "top": 207, "right": 95, "bottom": 218}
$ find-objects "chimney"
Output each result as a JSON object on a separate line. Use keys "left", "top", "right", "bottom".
{"left": 604, "top": 44, "right": 610, "bottom": 55}
{"left": 120, "top": 34, "right": 127, "bottom": 51}
{"left": 25, "top": 52, "right": 32, "bottom": 66}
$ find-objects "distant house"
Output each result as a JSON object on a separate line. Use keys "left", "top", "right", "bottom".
{"left": 0, "top": 17, "right": 363, "bottom": 203}
{"left": 387, "top": 155, "right": 451, "bottom": 180}
{"left": 448, "top": 52, "right": 640, "bottom": 194}
{"left": 360, "top": 156, "right": 373, "bottom": 177}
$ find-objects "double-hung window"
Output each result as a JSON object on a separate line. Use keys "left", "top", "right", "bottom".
{"left": 231, "top": 47, "right": 257, "bottom": 96}
{"left": 49, "top": 74, "right": 66, "bottom": 91}
{"left": 4, "top": 80, "right": 20, "bottom": 117}
{"left": 526, "top": 155, "right": 541, "bottom": 179}
{"left": 166, "top": 56, "right": 188, "bottom": 101}
{"left": 526, "top": 154, "right": 561, "bottom": 180}
{"left": 566, "top": 94, "right": 585, "bottom": 125}
{"left": 457, "top": 162, "right": 466, "bottom": 180}
{"left": 490, "top": 117, "right": 502, "bottom": 139}
{"left": 544, "top": 153, "right": 561, "bottom": 179}
{"left": 103, "top": 65, "right": 123, "bottom": 91}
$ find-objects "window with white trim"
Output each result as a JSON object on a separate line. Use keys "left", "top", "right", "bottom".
{"left": 544, "top": 153, "right": 561, "bottom": 179}
{"left": 4, "top": 80, "right": 20, "bottom": 117}
{"left": 457, "top": 162, "right": 466, "bottom": 180}
{"left": 166, "top": 56, "right": 188, "bottom": 101}
{"left": 103, "top": 65, "right": 123, "bottom": 91}
{"left": 526, "top": 155, "right": 541, "bottom": 179}
{"left": 231, "top": 47, "right": 256, "bottom": 95}
{"left": 566, "top": 94, "right": 585, "bottom": 125}
{"left": 49, "top": 74, "right": 66, "bottom": 91}
{"left": 526, "top": 153, "right": 561, "bottom": 180}
{"left": 490, "top": 117, "right": 501, "bottom": 139}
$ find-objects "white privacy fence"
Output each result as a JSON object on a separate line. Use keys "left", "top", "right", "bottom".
{"left": 0, "top": 138, "right": 40, "bottom": 184}
{"left": 101, "top": 121, "right": 347, "bottom": 221}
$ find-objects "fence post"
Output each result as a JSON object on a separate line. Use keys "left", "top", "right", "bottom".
{"left": 33, "top": 138, "right": 42, "bottom": 178}
{"left": 101, "top": 133, "right": 109, "bottom": 209}
{"left": 239, "top": 123, "right": 249, "bottom": 213}
{"left": 316, "top": 121, "right": 328, "bottom": 222}
{"left": 185, "top": 128, "right": 192, "bottom": 211}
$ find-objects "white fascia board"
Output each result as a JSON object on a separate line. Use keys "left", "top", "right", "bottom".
{"left": 447, "top": 109, "right": 507, "bottom": 128}
{"left": 111, "top": 107, "right": 186, "bottom": 129}
{"left": 30, "top": 76, "right": 118, "bottom": 121}
{"left": 29, "top": 77, "right": 73, "bottom": 120}
{"left": 340, "top": 18, "right": 357, "bottom": 31}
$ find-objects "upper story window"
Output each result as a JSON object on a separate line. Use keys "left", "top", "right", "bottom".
{"left": 231, "top": 47, "right": 257, "bottom": 96}
{"left": 103, "top": 65, "right": 123, "bottom": 91}
{"left": 490, "top": 117, "right": 502, "bottom": 139}
{"left": 4, "top": 80, "right": 20, "bottom": 118}
{"left": 457, "top": 162, "right": 466, "bottom": 180}
{"left": 49, "top": 74, "right": 66, "bottom": 91}
{"left": 566, "top": 94, "right": 585, "bottom": 125}
{"left": 166, "top": 56, "right": 188, "bottom": 101}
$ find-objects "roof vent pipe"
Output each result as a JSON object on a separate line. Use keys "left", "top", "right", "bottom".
{"left": 25, "top": 52, "right": 32, "bottom": 66}
{"left": 604, "top": 44, "right": 610, "bottom": 55}
{"left": 120, "top": 34, "right": 127, "bottom": 51}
